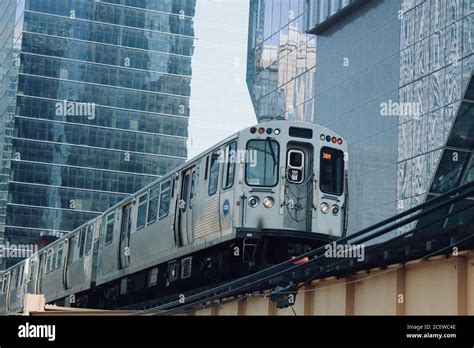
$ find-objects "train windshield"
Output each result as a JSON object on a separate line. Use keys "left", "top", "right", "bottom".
{"left": 320, "top": 147, "right": 344, "bottom": 195}
{"left": 246, "top": 140, "right": 279, "bottom": 186}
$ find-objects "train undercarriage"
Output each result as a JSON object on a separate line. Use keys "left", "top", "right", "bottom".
{"left": 56, "top": 230, "right": 335, "bottom": 310}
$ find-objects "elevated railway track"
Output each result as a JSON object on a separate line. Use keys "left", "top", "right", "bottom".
{"left": 125, "top": 181, "right": 474, "bottom": 316}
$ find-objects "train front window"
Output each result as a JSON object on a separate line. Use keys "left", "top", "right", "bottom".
{"left": 320, "top": 147, "right": 344, "bottom": 196}
{"left": 245, "top": 140, "right": 279, "bottom": 187}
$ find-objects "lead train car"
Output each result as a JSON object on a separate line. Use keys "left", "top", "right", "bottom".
{"left": 0, "top": 121, "right": 348, "bottom": 312}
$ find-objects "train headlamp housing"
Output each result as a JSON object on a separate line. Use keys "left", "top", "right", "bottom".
{"left": 331, "top": 204, "right": 340, "bottom": 215}
{"left": 320, "top": 202, "right": 330, "bottom": 214}
{"left": 263, "top": 196, "right": 274, "bottom": 208}
{"left": 248, "top": 196, "right": 259, "bottom": 208}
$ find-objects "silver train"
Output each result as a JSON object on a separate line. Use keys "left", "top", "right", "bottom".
{"left": 0, "top": 121, "right": 348, "bottom": 313}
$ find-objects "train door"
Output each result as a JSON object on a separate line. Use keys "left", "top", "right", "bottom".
{"left": 119, "top": 203, "right": 132, "bottom": 269}
{"left": 178, "top": 167, "right": 196, "bottom": 246}
{"left": 64, "top": 235, "right": 75, "bottom": 289}
{"left": 283, "top": 142, "right": 313, "bottom": 232}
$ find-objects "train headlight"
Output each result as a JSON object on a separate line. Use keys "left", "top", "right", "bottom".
{"left": 248, "top": 196, "right": 259, "bottom": 208}
{"left": 331, "top": 204, "right": 340, "bottom": 215}
{"left": 274, "top": 128, "right": 281, "bottom": 135}
{"left": 263, "top": 196, "right": 274, "bottom": 208}
{"left": 320, "top": 202, "right": 330, "bottom": 214}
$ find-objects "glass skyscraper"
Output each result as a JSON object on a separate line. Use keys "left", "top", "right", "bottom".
{"left": 247, "top": 0, "right": 474, "bottom": 235}
{"left": 0, "top": 0, "right": 196, "bottom": 268}
{"left": 247, "top": 0, "right": 316, "bottom": 123}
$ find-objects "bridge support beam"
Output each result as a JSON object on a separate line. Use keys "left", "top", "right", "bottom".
{"left": 192, "top": 251, "right": 474, "bottom": 315}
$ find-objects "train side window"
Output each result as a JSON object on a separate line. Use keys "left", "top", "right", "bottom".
{"left": 147, "top": 187, "right": 159, "bottom": 224}
{"left": 51, "top": 246, "right": 57, "bottom": 272}
{"left": 29, "top": 261, "right": 36, "bottom": 282}
{"left": 190, "top": 171, "right": 196, "bottom": 207}
{"left": 2, "top": 275, "right": 8, "bottom": 293}
{"left": 85, "top": 225, "right": 93, "bottom": 256}
{"left": 204, "top": 156, "right": 209, "bottom": 180}
{"left": 12, "top": 268, "right": 19, "bottom": 288}
{"left": 45, "top": 249, "right": 52, "bottom": 274}
{"left": 79, "top": 227, "right": 87, "bottom": 258}
{"left": 159, "top": 180, "right": 171, "bottom": 219}
{"left": 208, "top": 151, "right": 220, "bottom": 196}
{"left": 171, "top": 177, "right": 175, "bottom": 198}
{"left": 136, "top": 193, "right": 148, "bottom": 229}
{"left": 19, "top": 265, "right": 24, "bottom": 286}
{"left": 99, "top": 218, "right": 105, "bottom": 247}
{"left": 56, "top": 242, "right": 64, "bottom": 269}
{"left": 16, "top": 267, "right": 21, "bottom": 288}
{"left": 223, "top": 142, "right": 237, "bottom": 190}
{"left": 20, "top": 264, "right": 25, "bottom": 285}
{"left": 105, "top": 213, "right": 115, "bottom": 245}
{"left": 3, "top": 275, "right": 9, "bottom": 293}
{"left": 181, "top": 174, "right": 190, "bottom": 212}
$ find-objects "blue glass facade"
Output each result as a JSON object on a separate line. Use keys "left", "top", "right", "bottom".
{"left": 0, "top": 0, "right": 196, "bottom": 268}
